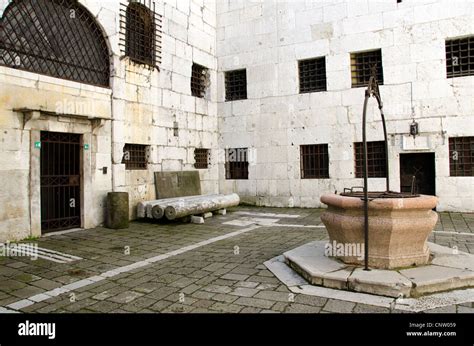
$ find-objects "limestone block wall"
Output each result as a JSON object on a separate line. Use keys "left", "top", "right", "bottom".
{"left": 107, "top": 0, "right": 220, "bottom": 218}
{"left": 216, "top": 0, "right": 474, "bottom": 211}
{"left": 0, "top": 0, "right": 220, "bottom": 240}
{"left": 0, "top": 66, "right": 112, "bottom": 241}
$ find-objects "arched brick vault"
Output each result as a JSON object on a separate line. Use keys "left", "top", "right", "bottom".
{"left": 0, "top": 0, "right": 112, "bottom": 87}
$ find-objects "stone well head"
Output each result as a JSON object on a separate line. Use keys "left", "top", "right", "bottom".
{"left": 320, "top": 193, "right": 438, "bottom": 269}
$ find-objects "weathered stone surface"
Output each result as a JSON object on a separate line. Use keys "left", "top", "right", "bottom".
{"left": 190, "top": 216, "right": 204, "bottom": 224}
{"left": 400, "top": 265, "right": 474, "bottom": 296}
{"left": 278, "top": 240, "right": 474, "bottom": 298}
{"left": 165, "top": 193, "right": 240, "bottom": 220}
{"left": 154, "top": 171, "right": 201, "bottom": 199}
{"left": 348, "top": 268, "right": 412, "bottom": 298}
{"left": 320, "top": 194, "right": 438, "bottom": 269}
{"left": 284, "top": 241, "right": 348, "bottom": 285}
{"left": 105, "top": 192, "right": 129, "bottom": 229}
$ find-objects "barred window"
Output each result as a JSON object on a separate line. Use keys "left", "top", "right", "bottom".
{"left": 225, "top": 69, "right": 247, "bottom": 101}
{"left": 0, "top": 0, "right": 110, "bottom": 87}
{"left": 449, "top": 137, "right": 474, "bottom": 176}
{"left": 354, "top": 141, "right": 387, "bottom": 178}
{"left": 122, "top": 144, "right": 148, "bottom": 170}
{"left": 194, "top": 148, "right": 210, "bottom": 169}
{"left": 300, "top": 144, "right": 329, "bottom": 179}
{"left": 351, "top": 49, "right": 384, "bottom": 88}
{"left": 225, "top": 148, "right": 249, "bottom": 180}
{"left": 191, "top": 63, "right": 209, "bottom": 98}
{"left": 299, "top": 57, "right": 327, "bottom": 93}
{"left": 446, "top": 36, "right": 474, "bottom": 78}
{"left": 121, "top": 1, "right": 162, "bottom": 68}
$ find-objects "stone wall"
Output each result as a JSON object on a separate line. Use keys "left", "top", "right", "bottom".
{"left": 216, "top": 0, "right": 474, "bottom": 211}
{"left": 0, "top": 0, "right": 473, "bottom": 241}
{"left": 0, "top": 0, "right": 219, "bottom": 240}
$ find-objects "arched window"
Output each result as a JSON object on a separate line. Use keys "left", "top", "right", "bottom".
{"left": 0, "top": 0, "right": 110, "bottom": 87}
{"left": 125, "top": 2, "right": 156, "bottom": 66}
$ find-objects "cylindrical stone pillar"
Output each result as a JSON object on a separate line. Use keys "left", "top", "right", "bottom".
{"left": 106, "top": 192, "right": 129, "bottom": 229}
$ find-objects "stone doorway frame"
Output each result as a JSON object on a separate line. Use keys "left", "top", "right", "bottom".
{"left": 27, "top": 114, "right": 94, "bottom": 237}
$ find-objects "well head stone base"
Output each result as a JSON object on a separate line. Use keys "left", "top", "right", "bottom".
{"left": 283, "top": 241, "right": 474, "bottom": 298}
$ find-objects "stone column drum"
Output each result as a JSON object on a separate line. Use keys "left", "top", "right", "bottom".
{"left": 320, "top": 194, "right": 438, "bottom": 269}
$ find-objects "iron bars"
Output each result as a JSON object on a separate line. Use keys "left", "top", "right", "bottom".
{"left": 0, "top": 0, "right": 110, "bottom": 87}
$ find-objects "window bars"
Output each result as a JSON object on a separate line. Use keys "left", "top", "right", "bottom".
{"left": 449, "top": 136, "right": 474, "bottom": 176}
{"left": 446, "top": 36, "right": 474, "bottom": 78}
{"left": 350, "top": 49, "right": 384, "bottom": 88}
{"left": 225, "top": 69, "right": 247, "bottom": 101}
{"left": 0, "top": 0, "right": 110, "bottom": 87}
{"left": 122, "top": 144, "right": 148, "bottom": 170}
{"left": 300, "top": 144, "right": 329, "bottom": 179}
{"left": 225, "top": 148, "right": 249, "bottom": 179}
{"left": 354, "top": 141, "right": 387, "bottom": 178}
{"left": 191, "top": 63, "right": 209, "bottom": 98}
{"left": 299, "top": 57, "right": 327, "bottom": 93}
{"left": 120, "top": 0, "right": 162, "bottom": 68}
{"left": 194, "top": 148, "right": 210, "bottom": 169}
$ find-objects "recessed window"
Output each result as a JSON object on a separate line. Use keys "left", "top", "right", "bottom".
{"left": 354, "top": 141, "right": 387, "bottom": 178}
{"left": 446, "top": 36, "right": 474, "bottom": 78}
{"left": 191, "top": 63, "right": 209, "bottom": 98}
{"left": 122, "top": 144, "right": 149, "bottom": 170}
{"left": 449, "top": 137, "right": 474, "bottom": 176}
{"left": 0, "top": 0, "right": 110, "bottom": 87}
{"left": 194, "top": 148, "right": 210, "bottom": 169}
{"left": 225, "top": 148, "right": 249, "bottom": 179}
{"left": 299, "top": 57, "right": 327, "bottom": 93}
{"left": 122, "top": 1, "right": 161, "bottom": 67}
{"left": 350, "top": 49, "right": 384, "bottom": 88}
{"left": 225, "top": 69, "right": 247, "bottom": 101}
{"left": 300, "top": 144, "right": 329, "bottom": 179}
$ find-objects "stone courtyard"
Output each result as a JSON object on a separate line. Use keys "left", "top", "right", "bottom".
{"left": 0, "top": 206, "right": 473, "bottom": 314}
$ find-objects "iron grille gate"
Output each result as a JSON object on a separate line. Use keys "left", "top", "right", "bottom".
{"left": 40, "top": 132, "right": 81, "bottom": 233}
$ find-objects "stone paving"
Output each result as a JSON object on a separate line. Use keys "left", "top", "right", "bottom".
{"left": 0, "top": 207, "right": 473, "bottom": 314}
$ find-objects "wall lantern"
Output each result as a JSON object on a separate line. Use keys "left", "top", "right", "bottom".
{"left": 410, "top": 121, "right": 419, "bottom": 138}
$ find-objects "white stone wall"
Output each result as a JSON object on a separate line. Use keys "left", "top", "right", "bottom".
{"left": 216, "top": 0, "right": 474, "bottom": 212}
{"left": 105, "top": 0, "right": 220, "bottom": 218}
{"left": 1, "top": 0, "right": 474, "bottom": 241}
{"left": 0, "top": 0, "right": 220, "bottom": 240}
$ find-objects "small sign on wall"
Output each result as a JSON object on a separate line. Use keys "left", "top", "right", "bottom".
{"left": 402, "top": 135, "right": 430, "bottom": 151}
{"left": 34, "top": 141, "right": 41, "bottom": 149}
{"left": 84, "top": 144, "right": 89, "bottom": 150}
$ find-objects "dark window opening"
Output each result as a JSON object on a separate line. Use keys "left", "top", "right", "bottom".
{"left": 194, "top": 148, "right": 210, "bottom": 169}
{"left": 191, "top": 63, "right": 209, "bottom": 98}
{"left": 446, "top": 36, "right": 474, "bottom": 78}
{"left": 351, "top": 49, "right": 384, "bottom": 88}
{"left": 225, "top": 148, "right": 249, "bottom": 179}
{"left": 354, "top": 141, "right": 387, "bottom": 178}
{"left": 300, "top": 144, "right": 329, "bottom": 179}
{"left": 299, "top": 57, "right": 327, "bottom": 93}
{"left": 0, "top": 0, "right": 110, "bottom": 87}
{"left": 122, "top": 144, "right": 148, "bottom": 170}
{"left": 225, "top": 69, "right": 247, "bottom": 101}
{"left": 449, "top": 137, "right": 474, "bottom": 176}
{"left": 121, "top": 1, "right": 162, "bottom": 67}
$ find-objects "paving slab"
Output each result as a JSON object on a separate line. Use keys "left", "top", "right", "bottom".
{"left": 284, "top": 241, "right": 348, "bottom": 285}
{"left": 348, "top": 268, "right": 412, "bottom": 298}
{"left": 399, "top": 265, "right": 474, "bottom": 296}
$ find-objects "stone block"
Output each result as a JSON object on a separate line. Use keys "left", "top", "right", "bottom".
{"left": 191, "top": 216, "right": 205, "bottom": 224}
